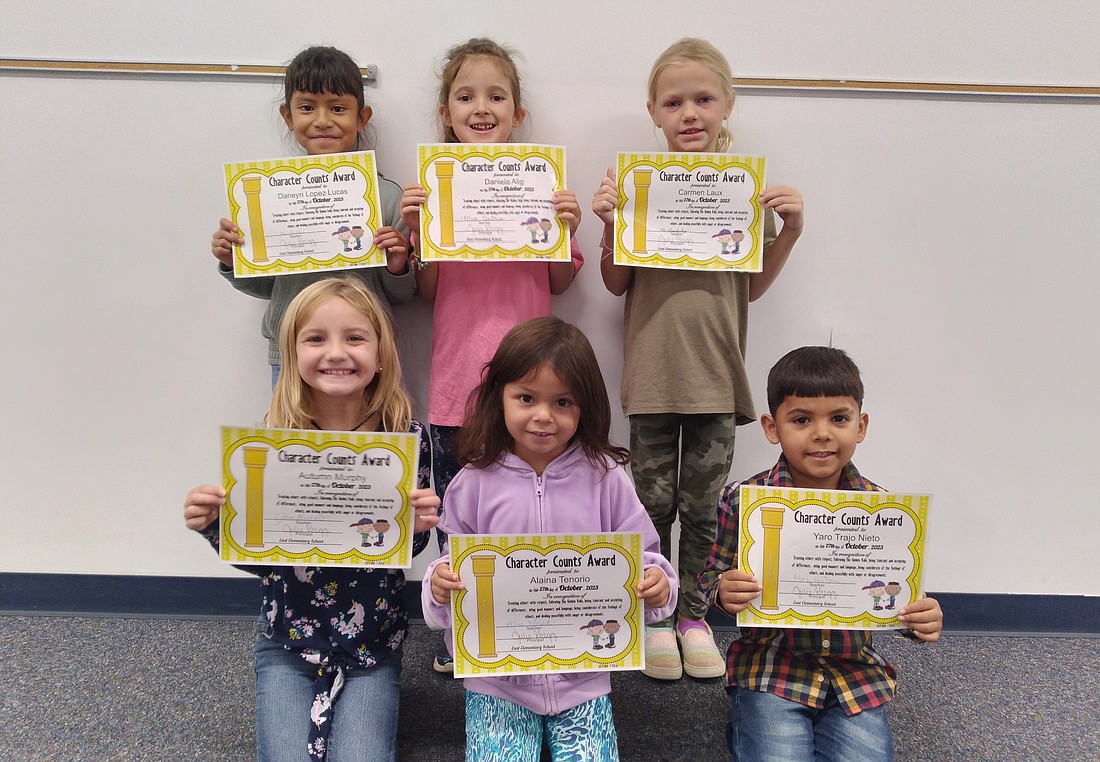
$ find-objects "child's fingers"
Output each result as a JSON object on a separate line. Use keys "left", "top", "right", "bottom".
{"left": 413, "top": 512, "right": 441, "bottom": 533}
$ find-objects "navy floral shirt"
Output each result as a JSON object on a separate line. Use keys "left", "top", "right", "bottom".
{"left": 202, "top": 420, "right": 432, "bottom": 759}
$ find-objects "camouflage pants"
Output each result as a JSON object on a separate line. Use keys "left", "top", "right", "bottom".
{"left": 630, "top": 413, "right": 737, "bottom": 622}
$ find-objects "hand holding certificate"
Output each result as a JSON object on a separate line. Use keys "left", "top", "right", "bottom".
{"left": 737, "top": 487, "right": 931, "bottom": 630}
{"left": 219, "top": 427, "right": 420, "bottom": 568}
{"left": 223, "top": 152, "right": 387, "bottom": 277}
{"left": 447, "top": 533, "right": 647, "bottom": 677}
{"left": 415, "top": 144, "right": 571, "bottom": 263}
{"left": 611, "top": 152, "right": 766, "bottom": 271}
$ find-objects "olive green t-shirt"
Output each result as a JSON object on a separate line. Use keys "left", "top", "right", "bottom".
{"left": 620, "top": 209, "right": 777, "bottom": 422}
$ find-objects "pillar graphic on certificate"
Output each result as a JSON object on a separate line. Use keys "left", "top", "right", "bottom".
{"left": 613, "top": 152, "right": 766, "bottom": 272}
{"left": 737, "top": 486, "right": 931, "bottom": 631}
{"left": 448, "top": 534, "right": 647, "bottom": 678}
{"left": 416, "top": 143, "right": 571, "bottom": 263}
{"left": 223, "top": 152, "right": 385, "bottom": 277}
{"left": 219, "top": 427, "right": 420, "bottom": 568}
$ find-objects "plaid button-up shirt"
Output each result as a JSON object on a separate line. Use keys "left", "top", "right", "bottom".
{"left": 699, "top": 455, "right": 897, "bottom": 716}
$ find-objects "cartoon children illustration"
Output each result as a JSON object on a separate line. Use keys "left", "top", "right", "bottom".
{"left": 350, "top": 517, "right": 374, "bottom": 547}
{"left": 539, "top": 218, "right": 553, "bottom": 243}
{"left": 580, "top": 619, "right": 605, "bottom": 650}
{"left": 373, "top": 519, "right": 390, "bottom": 546}
{"left": 711, "top": 228, "right": 746, "bottom": 256}
{"left": 332, "top": 225, "right": 353, "bottom": 251}
{"left": 863, "top": 579, "right": 887, "bottom": 610}
{"left": 521, "top": 216, "right": 541, "bottom": 243}
{"left": 885, "top": 581, "right": 902, "bottom": 610}
{"left": 712, "top": 228, "right": 733, "bottom": 255}
{"left": 350, "top": 224, "right": 366, "bottom": 250}
{"left": 729, "top": 229, "right": 744, "bottom": 255}
{"left": 604, "top": 619, "right": 620, "bottom": 648}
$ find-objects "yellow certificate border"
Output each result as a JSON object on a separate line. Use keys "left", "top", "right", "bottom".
{"left": 449, "top": 533, "right": 645, "bottom": 677}
{"left": 220, "top": 426, "right": 417, "bottom": 567}
{"left": 417, "top": 143, "right": 570, "bottom": 263}
{"left": 738, "top": 487, "right": 930, "bottom": 629}
{"left": 224, "top": 151, "right": 384, "bottom": 276}
{"left": 614, "top": 152, "right": 765, "bottom": 271}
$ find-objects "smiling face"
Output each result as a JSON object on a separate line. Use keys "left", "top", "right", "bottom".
{"left": 761, "top": 395, "right": 868, "bottom": 490}
{"left": 280, "top": 90, "right": 371, "bottom": 155}
{"left": 648, "top": 61, "right": 734, "bottom": 153}
{"left": 296, "top": 296, "right": 379, "bottom": 404}
{"left": 441, "top": 57, "right": 526, "bottom": 144}
{"left": 502, "top": 363, "right": 580, "bottom": 475}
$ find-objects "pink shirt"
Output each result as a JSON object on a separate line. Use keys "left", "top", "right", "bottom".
{"left": 428, "top": 239, "right": 583, "bottom": 426}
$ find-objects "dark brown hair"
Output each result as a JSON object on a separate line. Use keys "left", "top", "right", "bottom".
{"left": 284, "top": 46, "right": 366, "bottom": 110}
{"left": 766, "top": 346, "right": 865, "bottom": 415}
{"left": 457, "top": 317, "right": 629, "bottom": 469}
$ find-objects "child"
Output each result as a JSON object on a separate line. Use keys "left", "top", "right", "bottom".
{"left": 401, "top": 38, "right": 584, "bottom": 672}
{"left": 422, "top": 317, "right": 676, "bottom": 760}
{"left": 591, "top": 37, "right": 805, "bottom": 680}
{"left": 698, "top": 346, "right": 943, "bottom": 760}
{"left": 210, "top": 46, "right": 414, "bottom": 385}
{"left": 183, "top": 278, "right": 441, "bottom": 762}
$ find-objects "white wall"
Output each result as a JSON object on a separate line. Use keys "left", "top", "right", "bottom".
{"left": 2, "top": 1, "right": 1097, "bottom": 596}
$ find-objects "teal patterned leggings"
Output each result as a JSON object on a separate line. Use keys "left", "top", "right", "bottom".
{"left": 465, "top": 692, "right": 618, "bottom": 761}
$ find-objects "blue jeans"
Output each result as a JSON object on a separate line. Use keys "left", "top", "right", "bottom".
{"left": 271, "top": 364, "right": 280, "bottom": 391}
{"left": 254, "top": 633, "right": 402, "bottom": 762}
{"left": 727, "top": 686, "right": 894, "bottom": 762}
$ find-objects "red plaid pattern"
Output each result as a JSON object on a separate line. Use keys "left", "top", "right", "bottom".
{"left": 698, "top": 456, "right": 897, "bottom": 716}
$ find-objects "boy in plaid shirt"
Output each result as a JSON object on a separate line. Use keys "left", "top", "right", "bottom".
{"left": 698, "top": 347, "right": 942, "bottom": 761}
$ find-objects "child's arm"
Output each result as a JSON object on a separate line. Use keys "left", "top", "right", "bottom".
{"left": 549, "top": 190, "right": 583, "bottom": 294}
{"left": 898, "top": 595, "right": 943, "bottom": 642}
{"left": 592, "top": 169, "right": 634, "bottom": 296}
{"left": 637, "top": 566, "right": 671, "bottom": 610}
{"left": 420, "top": 557, "right": 463, "bottom": 631}
{"left": 411, "top": 487, "right": 442, "bottom": 534}
{"left": 714, "top": 570, "right": 763, "bottom": 616}
{"left": 374, "top": 226, "right": 411, "bottom": 276}
{"left": 184, "top": 484, "right": 224, "bottom": 532}
{"left": 698, "top": 482, "right": 762, "bottom": 617}
{"left": 400, "top": 183, "right": 441, "bottom": 301}
{"left": 748, "top": 185, "right": 804, "bottom": 301}
{"left": 210, "top": 219, "right": 275, "bottom": 299}
{"left": 430, "top": 561, "right": 464, "bottom": 603}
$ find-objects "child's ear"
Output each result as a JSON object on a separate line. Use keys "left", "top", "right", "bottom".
{"left": 760, "top": 414, "right": 780, "bottom": 445}
{"left": 439, "top": 104, "right": 452, "bottom": 129}
{"left": 358, "top": 105, "right": 373, "bottom": 131}
{"left": 646, "top": 100, "right": 657, "bottom": 125}
{"left": 279, "top": 103, "right": 294, "bottom": 131}
{"left": 856, "top": 411, "right": 869, "bottom": 443}
{"left": 512, "top": 105, "right": 527, "bottom": 129}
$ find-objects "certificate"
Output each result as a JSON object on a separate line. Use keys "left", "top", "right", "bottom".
{"left": 737, "top": 486, "right": 931, "bottom": 630}
{"left": 223, "top": 152, "right": 386, "bottom": 277}
{"left": 219, "top": 427, "right": 419, "bottom": 568}
{"left": 613, "top": 152, "right": 766, "bottom": 271}
{"left": 416, "top": 143, "right": 570, "bottom": 263}
{"left": 448, "top": 533, "right": 645, "bottom": 677}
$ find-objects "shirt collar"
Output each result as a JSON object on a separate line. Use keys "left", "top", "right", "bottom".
{"left": 764, "top": 454, "right": 872, "bottom": 491}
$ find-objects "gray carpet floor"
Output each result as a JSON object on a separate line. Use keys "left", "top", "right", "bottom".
{"left": 2, "top": 616, "right": 1097, "bottom": 761}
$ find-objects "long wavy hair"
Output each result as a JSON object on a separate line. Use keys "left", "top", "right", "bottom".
{"left": 267, "top": 278, "right": 410, "bottom": 432}
{"left": 457, "top": 317, "right": 629, "bottom": 470}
